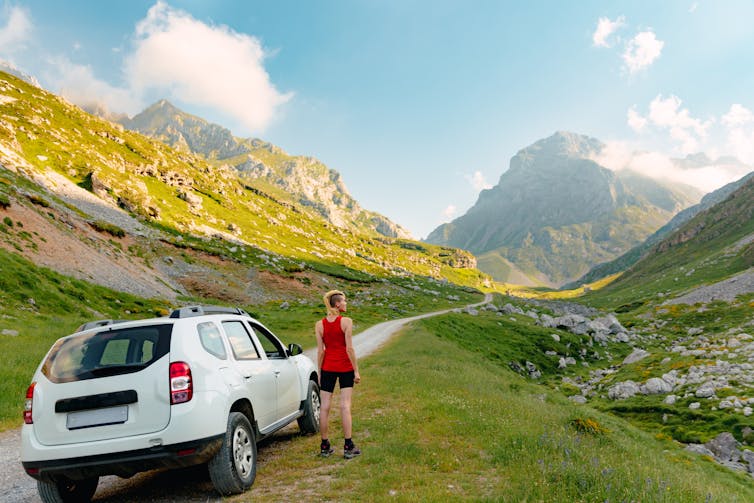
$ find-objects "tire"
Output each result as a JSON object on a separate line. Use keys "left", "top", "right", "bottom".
{"left": 298, "top": 379, "right": 321, "bottom": 434}
{"left": 37, "top": 476, "right": 98, "bottom": 503}
{"left": 208, "top": 412, "right": 257, "bottom": 495}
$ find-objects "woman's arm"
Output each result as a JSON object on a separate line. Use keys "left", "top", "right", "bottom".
{"left": 342, "top": 317, "right": 360, "bottom": 383}
{"left": 315, "top": 320, "right": 325, "bottom": 378}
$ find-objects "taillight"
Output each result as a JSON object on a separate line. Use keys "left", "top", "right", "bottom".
{"left": 170, "top": 362, "right": 192, "bottom": 404}
{"left": 24, "top": 382, "right": 36, "bottom": 424}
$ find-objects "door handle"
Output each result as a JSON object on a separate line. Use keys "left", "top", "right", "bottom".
{"left": 273, "top": 370, "right": 281, "bottom": 376}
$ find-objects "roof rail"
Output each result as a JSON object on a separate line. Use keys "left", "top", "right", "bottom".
{"left": 169, "top": 306, "right": 250, "bottom": 319}
{"left": 75, "top": 319, "right": 130, "bottom": 332}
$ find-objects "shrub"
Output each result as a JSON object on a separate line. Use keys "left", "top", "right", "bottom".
{"left": 0, "top": 193, "right": 9, "bottom": 209}
{"left": 27, "top": 194, "right": 50, "bottom": 207}
{"left": 569, "top": 417, "right": 610, "bottom": 435}
{"left": 90, "top": 220, "right": 126, "bottom": 238}
{"left": 3, "top": 216, "right": 12, "bottom": 227}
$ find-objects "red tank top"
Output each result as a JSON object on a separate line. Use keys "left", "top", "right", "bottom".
{"left": 321, "top": 316, "right": 353, "bottom": 372}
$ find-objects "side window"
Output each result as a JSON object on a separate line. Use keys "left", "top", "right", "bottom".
{"left": 251, "top": 323, "right": 286, "bottom": 359}
{"left": 223, "top": 321, "right": 260, "bottom": 360}
{"left": 197, "top": 322, "right": 226, "bottom": 360}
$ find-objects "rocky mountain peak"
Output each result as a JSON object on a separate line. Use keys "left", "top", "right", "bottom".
{"left": 426, "top": 131, "right": 701, "bottom": 287}
{"left": 118, "top": 100, "right": 411, "bottom": 239}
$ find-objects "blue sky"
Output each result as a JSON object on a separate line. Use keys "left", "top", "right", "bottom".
{"left": 2, "top": 1, "right": 754, "bottom": 238}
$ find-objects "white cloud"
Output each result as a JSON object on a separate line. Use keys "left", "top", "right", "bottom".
{"left": 721, "top": 104, "right": 754, "bottom": 127}
{"left": 628, "top": 95, "right": 712, "bottom": 155}
{"left": 465, "top": 171, "right": 492, "bottom": 191}
{"left": 50, "top": 57, "right": 143, "bottom": 114}
{"left": 442, "top": 205, "right": 457, "bottom": 221}
{"left": 592, "top": 141, "right": 749, "bottom": 192}
{"left": 627, "top": 106, "right": 648, "bottom": 133}
{"left": 592, "top": 16, "right": 625, "bottom": 48}
{"left": 0, "top": 5, "right": 32, "bottom": 54}
{"left": 622, "top": 30, "right": 664, "bottom": 73}
{"left": 689, "top": 2, "right": 699, "bottom": 13}
{"left": 647, "top": 95, "right": 711, "bottom": 154}
{"left": 124, "top": 1, "right": 291, "bottom": 133}
{"left": 721, "top": 104, "right": 754, "bottom": 163}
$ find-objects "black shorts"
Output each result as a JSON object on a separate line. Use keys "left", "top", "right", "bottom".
{"left": 320, "top": 370, "right": 355, "bottom": 393}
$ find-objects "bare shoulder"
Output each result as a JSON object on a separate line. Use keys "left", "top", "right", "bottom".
{"left": 315, "top": 319, "right": 323, "bottom": 331}
{"left": 340, "top": 316, "right": 353, "bottom": 328}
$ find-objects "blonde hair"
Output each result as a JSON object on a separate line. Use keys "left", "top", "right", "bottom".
{"left": 323, "top": 290, "right": 345, "bottom": 316}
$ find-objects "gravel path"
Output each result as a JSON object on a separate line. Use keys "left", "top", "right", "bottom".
{"left": 0, "top": 295, "right": 490, "bottom": 502}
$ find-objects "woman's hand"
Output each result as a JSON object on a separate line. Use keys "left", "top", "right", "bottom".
{"left": 354, "top": 371, "right": 361, "bottom": 384}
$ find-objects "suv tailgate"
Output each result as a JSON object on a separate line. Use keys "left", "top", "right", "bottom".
{"left": 33, "top": 324, "right": 173, "bottom": 446}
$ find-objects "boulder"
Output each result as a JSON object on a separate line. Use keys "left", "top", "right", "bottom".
{"left": 705, "top": 432, "right": 741, "bottom": 463}
{"left": 685, "top": 444, "right": 715, "bottom": 457}
{"left": 608, "top": 380, "right": 640, "bottom": 400}
{"left": 623, "top": 348, "right": 650, "bottom": 365}
{"left": 695, "top": 385, "right": 716, "bottom": 398}
{"left": 641, "top": 377, "right": 673, "bottom": 395}
{"left": 525, "top": 361, "right": 541, "bottom": 379}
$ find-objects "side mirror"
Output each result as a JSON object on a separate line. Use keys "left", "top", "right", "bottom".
{"left": 287, "top": 343, "right": 303, "bottom": 356}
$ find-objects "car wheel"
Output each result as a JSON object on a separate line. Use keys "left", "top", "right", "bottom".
{"left": 297, "top": 379, "right": 321, "bottom": 434}
{"left": 37, "top": 476, "right": 98, "bottom": 503}
{"left": 208, "top": 412, "right": 257, "bottom": 495}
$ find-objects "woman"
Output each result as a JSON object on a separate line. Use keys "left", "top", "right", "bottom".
{"left": 315, "top": 290, "right": 361, "bottom": 459}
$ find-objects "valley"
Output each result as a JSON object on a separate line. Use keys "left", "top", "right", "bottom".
{"left": 2, "top": 65, "right": 754, "bottom": 500}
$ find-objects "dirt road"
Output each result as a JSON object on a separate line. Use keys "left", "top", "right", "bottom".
{"left": 1, "top": 295, "right": 490, "bottom": 502}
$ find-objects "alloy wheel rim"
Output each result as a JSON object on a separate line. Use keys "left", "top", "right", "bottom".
{"left": 232, "top": 427, "right": 253, "bottom": 476}
{"left": 312, "top": 390, "right": 321, "bottom": 425}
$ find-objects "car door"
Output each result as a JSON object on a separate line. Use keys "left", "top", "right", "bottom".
{"left": 221, "top": 320, "right": 278, "bottom": 431}
{"left": 249, "top": 322, "right": 300, "bottom": 419}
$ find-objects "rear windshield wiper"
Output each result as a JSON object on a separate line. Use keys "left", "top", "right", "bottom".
{"left": 83, "top": 364, "right": 146, "bottom": 378}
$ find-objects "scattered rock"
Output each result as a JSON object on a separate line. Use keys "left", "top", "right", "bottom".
{"left": 1, "top": 329, "right": 19, "bottom": 337}
{"left": 622, "top": 348, "right": 650, "bottom": 365}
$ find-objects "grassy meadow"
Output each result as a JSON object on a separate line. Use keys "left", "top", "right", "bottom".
{"left": 246, "top": 315, "right": 754, "bottom": 502}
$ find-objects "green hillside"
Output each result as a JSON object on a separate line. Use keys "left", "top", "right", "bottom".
{"left": 584, "top": 173, "right": 754, "bottom": 310}
{"left": 0, "top": 71, "right": 483, "bottom": 286}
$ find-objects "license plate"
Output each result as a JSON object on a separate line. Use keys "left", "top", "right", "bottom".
{"left": 67, "top": 405, "right": 128, "bottom": 430}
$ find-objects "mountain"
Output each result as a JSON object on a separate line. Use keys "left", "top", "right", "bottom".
{"left": 425, "top": 131, "right": 702, "bottom": 287}
{"left": 0, "top": 59, "right": 40, "bottom": 88}
{"left": 570, "top": 165, "right": 754, "bottom": 288}
{"left": 118, "top": 100, "right": 411, "bottom": 239}
{"left": 586, "top": 160, "right": 754, "bottom": 307}
{"left": 0, "top": 70, "right": 484, "bottom": 302}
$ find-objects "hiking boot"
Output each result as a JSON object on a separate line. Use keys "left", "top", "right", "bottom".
{"left": 344, "top": 444, "right": 361, "bottom": 459}
{"left": 320, "top": 441, "right": 334, "bottom": 457}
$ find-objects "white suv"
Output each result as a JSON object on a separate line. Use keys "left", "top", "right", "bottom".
{"left": 21, "top": 305, "right": 321, "bottom": 503}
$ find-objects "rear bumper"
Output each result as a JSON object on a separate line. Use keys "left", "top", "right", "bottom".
{"left": 22, "top": 434, "right": 223, "bottom": 482}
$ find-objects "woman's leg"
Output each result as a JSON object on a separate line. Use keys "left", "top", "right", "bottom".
{"left": 320, "top": 390, "right": 333, "bottom": 440}
{"left": 339, "top": 387, "right": 353, "bottom": 439}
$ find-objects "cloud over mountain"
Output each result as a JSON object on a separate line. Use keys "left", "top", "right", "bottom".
{"left": 0, "top": 5, "right": 32, "bottom": 54}
{"left": 125, "top": 1, "right": 292, "bottom": 133}
{"left": 40, "top": 1, "right": 290, "bottom": 135}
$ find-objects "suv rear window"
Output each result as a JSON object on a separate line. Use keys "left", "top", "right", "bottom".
{"left": 41, "top": 324, "right": 173, "bottom": 383}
